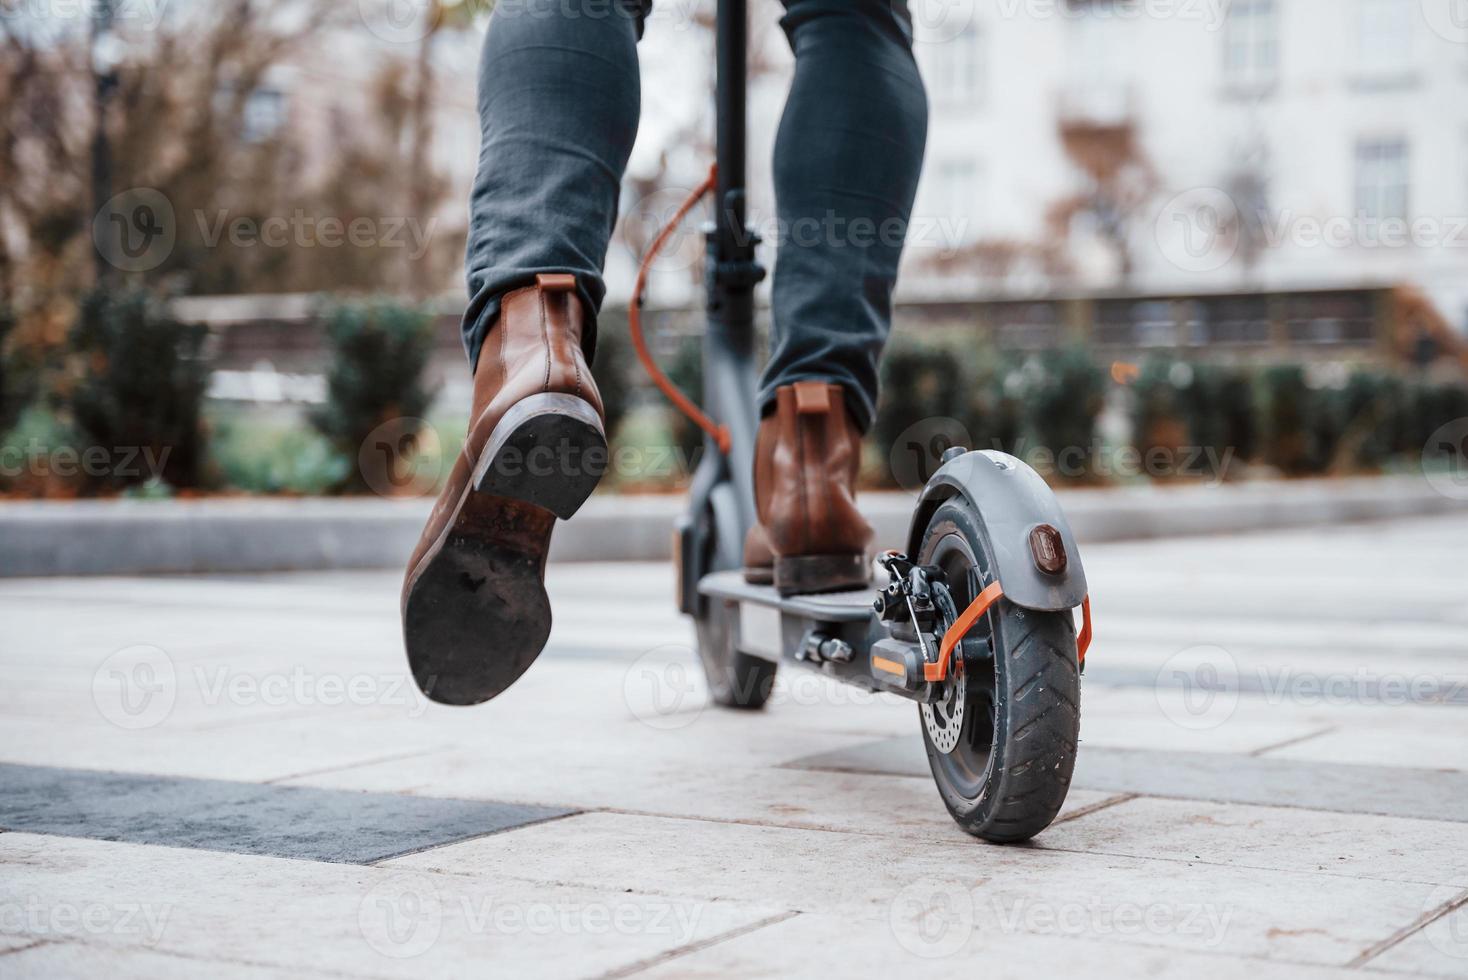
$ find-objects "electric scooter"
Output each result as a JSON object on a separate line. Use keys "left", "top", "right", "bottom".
{"left": 632, "top": 0, "right": 1094, "bottom": 843}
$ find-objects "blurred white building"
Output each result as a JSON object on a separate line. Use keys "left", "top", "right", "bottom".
{"left": 261, "top": 0, "right": 1468, "bottom": 336}
{"left": 901, "top": 0, "right": 1468, "bottom": 328}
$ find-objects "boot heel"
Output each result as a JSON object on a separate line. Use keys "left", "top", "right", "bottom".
{"left": 774, "top": 554, "right": 870, "bottom": 597}
{"left": 473, "top": 392, "right": 606, "bottom": 519}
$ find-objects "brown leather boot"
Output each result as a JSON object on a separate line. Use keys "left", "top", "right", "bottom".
{"left": 402, "top": 274, "right": 605, "bottom": 706}
{"left": 743, "top": 381, "right": 873, "bottom": 596}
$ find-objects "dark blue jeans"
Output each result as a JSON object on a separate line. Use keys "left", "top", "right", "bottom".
{"left": 462, "top": 0, "right": 927, "bottom": 430}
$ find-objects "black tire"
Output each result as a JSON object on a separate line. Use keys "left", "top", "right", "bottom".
{"left": 917, "top": 500, "right": 1080, "bottom": 843}
{"left": 692, "top": 484, "right": 776, "bottom": 710}
{"left": 695, "top": 600, "right": 777, "bottom": 709}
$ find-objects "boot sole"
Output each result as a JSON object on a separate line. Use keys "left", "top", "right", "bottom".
{"left": 403, "top": 393, "right": 606, "bottom": 706}
{"left": 774, "top": 554, "right": 869, "bottom": 597}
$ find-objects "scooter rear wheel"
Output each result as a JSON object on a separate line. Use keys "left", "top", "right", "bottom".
{"left": 917, "top": 500, "right": 1081, "bottom": 843}
{"left": 692, "top": 484, "right": 776, "bottom": 709}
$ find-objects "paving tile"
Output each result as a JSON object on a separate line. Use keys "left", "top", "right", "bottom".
{"left": 790, "top": 737, "right": 1468, "bottom": 823}
{"left": 1364, "top": 890, "right": 1468, "bottom": 978}
{"left": 0, "top": 943, "right": 303, "bottom": 980}
{"left": 393, "top": 811, "right": 1437, "bottom": 966}
{"left": 633, "top": 911, "right": 1362, "bottom": 980}
{"left": 0, "top": 833, "right": 788, "bottom": 980}
{"left": 1040, "top": 797, "right": 1468, "bottom": 886}
{"left": 0, "top": 764, "right": 574, "bottom": 864}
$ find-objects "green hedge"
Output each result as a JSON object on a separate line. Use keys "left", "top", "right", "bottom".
{"left": 68, "top": 288, "right": 210, "bottom": 491}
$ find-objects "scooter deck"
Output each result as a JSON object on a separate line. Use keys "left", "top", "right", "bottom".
{"left": 698, "top": 570, "right": 876, "bottom": 623}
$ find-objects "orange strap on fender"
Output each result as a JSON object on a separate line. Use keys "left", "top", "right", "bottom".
{"left": 628, "top": 163, "right": 731, "bottom": 455}
{"left": 1078, "top": 594, "right": 1093, "bottom": 666}
{"left": 926, "top": 582, "right": 1004, "bottom": 683}
{"left": 928, "top": 585, "right": 1094, "bottom": 681}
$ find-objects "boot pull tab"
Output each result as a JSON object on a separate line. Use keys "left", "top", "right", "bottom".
{"left": 793, "top": 381, "right": 831, "bottom": 416}
{"left": 536, "top": 273, "right": 577, "bottom": 293}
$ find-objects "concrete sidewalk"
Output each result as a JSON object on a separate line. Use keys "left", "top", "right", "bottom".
{"left": 4, "top": 473, "right": 1466, "bottom": 576}
{"left": 2, "top": 514, "right": 1467, "bottom": 977}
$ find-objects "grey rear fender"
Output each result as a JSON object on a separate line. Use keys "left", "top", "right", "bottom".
{"left": 903, "top": 450, "right": 1087, "bottom": 612}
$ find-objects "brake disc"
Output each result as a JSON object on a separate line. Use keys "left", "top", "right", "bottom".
{"left": 921, "top": 579, "right": 966, "bottom": 754}
{"left": 921, "top": 665, "right": 966, "bottom": 754}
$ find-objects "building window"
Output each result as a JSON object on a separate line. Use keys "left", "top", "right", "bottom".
{"left": 926, "top": 25, "right": 986, "bottom": 106}
{"left": 1355, "top": 139, "right": 1410, "bottom": 222}
{"left": 931, "top": 158, "right": 981, "bottom": 239}
{"left": 242, "top": 88, "right": 287, "bottom": 143}
{"left": 1355, "top": 0, "right": 1414, "bottom": 76}
{"left": 1222, "top": 0, "right": 1278, "bottom": 89}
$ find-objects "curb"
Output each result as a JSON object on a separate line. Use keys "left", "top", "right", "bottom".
{"left": 1, "top": 476, "right": 1463, "bottom": 577}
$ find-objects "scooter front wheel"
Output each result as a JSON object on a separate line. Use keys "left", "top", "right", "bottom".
{"left": 917, "top": 500, "right": 1081, "bottom": 843}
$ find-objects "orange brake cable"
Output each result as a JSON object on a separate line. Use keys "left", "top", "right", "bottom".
{"left": 628, "top": 163, "right": 731, "bottom": 455}
{"left": 927, "top": 586, "right": 1094, "bottom": 683}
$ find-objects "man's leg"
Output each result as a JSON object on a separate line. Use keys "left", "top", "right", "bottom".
{"left": 761, "top": 0, "right": 928, "bottom": 429}
{"left": 462, "top": 0, "right": 649, "bottom": 369}
{"left": 404, "top": 0, "right": 647, "bottom": 706}
{"left": 744, "top": 0, "right": 927, "bottom": 595}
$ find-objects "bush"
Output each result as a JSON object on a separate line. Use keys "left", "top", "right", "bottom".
{"left": 0, "top": 304, "right": 35, "bottom": 440}
{"left": 1129, "top": 359, "right": 1255, "bottom": 479}
{"left": 590, "top": 306, "right": 633, "bottom": 443}
{"left": 67, "top": 288, "right": 209, "bottom": 491}
{"left": 309, "top": 299, "right": 435, "bottom": 494}
{"left": 1012, "top": 347, "right": 1106, "bottom": 481}
{"left": 1257, "top": 364, "right": 1318, "bottom": 475}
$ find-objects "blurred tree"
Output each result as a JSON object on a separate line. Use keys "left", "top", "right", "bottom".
{"left": 1048, "top": 119, "right": 1160, "bottom": 285}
